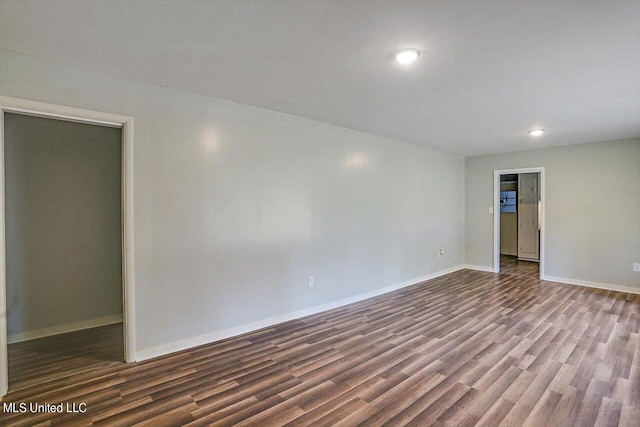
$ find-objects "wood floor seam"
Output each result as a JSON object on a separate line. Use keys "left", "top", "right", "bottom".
{"left": 2, "top": 264, "right": 638, "bottom": 426}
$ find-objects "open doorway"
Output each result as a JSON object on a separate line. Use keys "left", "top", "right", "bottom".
{"left": 0, "top": 97, "right": 135, "bottom": 396}
{"left": 493, "top": 168, "right": 545, "bottom": 278}
{"left": 4, "top": 112, "right": 123, "bottom": 390}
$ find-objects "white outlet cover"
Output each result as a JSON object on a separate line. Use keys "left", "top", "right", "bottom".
{"left": 634, "top": 263, "right": 640, "bottom": 272}
{"left": 489, "top": 207, "right": 494, "bottom": 214}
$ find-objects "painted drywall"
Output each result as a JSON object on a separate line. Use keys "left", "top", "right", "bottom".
{"left": 499, "top": 181, "right": 517, "bottom": 256}
{"left": 0, "top": 49, "right": 465, "bottom": 355}
{"left": 4, "top": 113, "right": 123, "bottom": 337}
{"left": 466, "top": 138, "right": 640, "bottom": 289}
{"left": 500, "top": 213, "right": 517, "bottom": 256}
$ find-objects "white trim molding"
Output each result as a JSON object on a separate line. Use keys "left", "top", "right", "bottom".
{"left": 542, "top": 275, "right": 640, "bottom": 295}
{"left": 463, "top": 264, "right": 497, "bottom": 273}
{"left": 136, "top": 265, "right": 464, "bottom": 361}
{"left": 8, "top": 315, "right": 123, "bottom": 344}
{"left": 493, "top": 167, "right": 545, "bottom": 277}
{"left": 0, "top": 96, "right": 136, "bottom": 397}
{"left": 463, "top": 263, "right": 639, "bottom": 295}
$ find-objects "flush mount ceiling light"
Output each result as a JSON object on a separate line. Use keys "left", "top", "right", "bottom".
{"left": 395, "top": 48, "right": 420, "bottom": 65}
{"left": 529, "top": 129, "right": 545, "bottom": 137}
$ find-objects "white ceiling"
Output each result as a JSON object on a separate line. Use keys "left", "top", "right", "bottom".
{"left": 1, "top": 0, "right": 638, "bottom": 156}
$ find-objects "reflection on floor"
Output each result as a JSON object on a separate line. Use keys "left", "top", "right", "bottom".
{"left": 500, "top": 254, "right": 539, "bottom": 278}
{"left": 8, "top": 322, "right": 123, "bottom": 391}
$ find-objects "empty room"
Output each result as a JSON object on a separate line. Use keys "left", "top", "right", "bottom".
{"left": 0, "top": 1, "right": 638, "bottom": 426}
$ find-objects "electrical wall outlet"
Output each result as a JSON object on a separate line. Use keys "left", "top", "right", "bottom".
{"left": 438, "top": 249, "right": 444, "bottom": 258}
{"left": 308, "top": 276, "right": 314, "bottom": 287}
{"left": 634, "top": 263, "right": 640, "bottom": 272}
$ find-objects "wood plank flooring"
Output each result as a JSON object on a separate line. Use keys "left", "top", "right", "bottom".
{"left": 500, "top": 255, "right": 539, "bottom": 278}
{"left": 8, "top": 323, "right": 124, "bottom": 392}
{"left": 1, "top": 269, "right": 638, "bottom": 426}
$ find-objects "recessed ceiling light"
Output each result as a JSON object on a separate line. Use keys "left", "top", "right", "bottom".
{"left": 529, "top": 129, "right": 544, "bottom": 137}
{"left": 395, "top": 48, "right": 420, "bottom": 65}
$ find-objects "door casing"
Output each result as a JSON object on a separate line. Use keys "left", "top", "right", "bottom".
{"left": 0, "top": 96, "right": 136, "bottom": 397}
{"left": 493, "top": 167, "right": 545, "bottom": 276}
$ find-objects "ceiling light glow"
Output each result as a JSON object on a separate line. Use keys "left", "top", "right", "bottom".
{"left": 529, "top": 129, "right": 544, "bottom": 137}
{"left": 395, "top": 48, "right": 420, "bottom": 65}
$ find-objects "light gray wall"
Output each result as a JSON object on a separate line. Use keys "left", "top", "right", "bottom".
{"left": 500, "top": 213, "right": 517, "bottom": 256}
{"left": 4, "top": 113, "right": 123, "bottom": 336}
{"left": 466, "top": 138, "right": 640, "bottom": 289}
{"left": 0, "top": 49, "right": 466, "bottom": 354}
{"left": 499, "top": 181, "right": 517, "bottom": 256}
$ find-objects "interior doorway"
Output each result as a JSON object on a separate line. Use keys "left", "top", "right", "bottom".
{"left": 0, "top": 96, "right": 135, "bottom": 397}
{"left": 4, "top": 112, "right": 123, "bottom": 390}
{"left": 493, "top": 167, "right": 545, "bottom": 278}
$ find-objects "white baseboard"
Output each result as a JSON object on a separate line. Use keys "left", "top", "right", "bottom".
{"left": 542, "top": 275, "right": 640, "bottom": 295}
{"left": 461, "top": 265, "right": 639, "bottom": 295}
{"left": 463, "top": 264, "right": 496, "bottom": 273}
{"left": 8, "top": 314, "right": 123, "bottom": 344}
{"left": 135, "top": 265, "right": 464, "bottom": 361}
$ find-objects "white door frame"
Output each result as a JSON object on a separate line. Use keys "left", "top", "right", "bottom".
{"left": 493, "top": 167, "right": 545, "bottom": 277}
{"left": 0, "top": 96, "right": 136, "bottom": 397}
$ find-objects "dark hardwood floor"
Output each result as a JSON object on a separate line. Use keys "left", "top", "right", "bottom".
{"left": 1, "top": 269, "right": 638, "bottom": 426}
{"left": 8, "top": 323, "right": 124, "bottom": 392}
{"left": 500, "top": 254, "right": 539, "bottom": 278}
